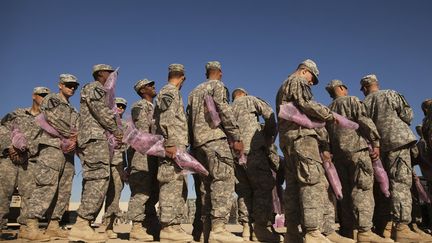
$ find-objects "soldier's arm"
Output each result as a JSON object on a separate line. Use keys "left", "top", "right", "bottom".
{"left": 315, "top": 127, "right": 331, "bottom": 152}
{"left": 158, "top": 92, "right": 178, "bottom": 147}
{"left": 392, "top": 91, "right": 413, "bottom": 125}
{"left": 131, "top": 103, "right": 150, "bottom": 132}
{"left": 352, "top": 97, "right": 380, "bottom": 147}
{"left": 87, "top": 87, "right": 121, "bottom": 135}
{"left": 41, "top": 96, "right": 75, "bottom": 138}
{"left": 213, "top": 82, "right": 241, "bottom": 141}
{"left": 252, "top": 97, "right": 277, "bottom": 138}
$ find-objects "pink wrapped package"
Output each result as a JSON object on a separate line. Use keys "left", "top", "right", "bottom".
{"left": 414, "top": 173, "right": 431, "bottom": 203}
{"left": 146, "top": 139, "right": 166, "bottom": 157}
{"left": 278, "top": 103, "right": 325, "bottom": 129}
{"left": 332, "top": 112, "right": 359, "bottom": 130}
{"left": 238, "top": 153, "right": 247, "bottom": 166}
{"left": 175, "top": 150, "right": 209, "bottom": 176}
{"left": 273, "top": 214, "right": 285, "bottom": 229}
{"left": 204, "top": 94, "right": 221, "bottom": 129}
{"left": 35, "top": 114, "right": 76, "bottom": 153}
{"left": 272, "top": 171, "right": 282, "bottom": 214}
{"left": 123, "top": 121, "right": 165, "bottom": 156}
{"left": 11, "top": 125, "right": 27, "bottom": 152}
{"left": 321, "top": 155, "right": 343, "bottom": 200}
{"left": 368, "top": 145, "right": 390, "bottom": 197}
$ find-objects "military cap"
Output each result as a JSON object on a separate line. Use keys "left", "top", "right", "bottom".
{"left": 168, "top": 64, "right": 185, "bottom": 73}
{"left": 325, "top": 79, "right": 347, "bottom": 94}
{"left": 206, "top": 61, "right": 222, "bottom": 71}
{"left": 134, "top": 79, "right": 155, "bottom": 92}
{"left": 115, "top": 97, "right": 127, "bottom": 107}
{"left": 360, "top": 74, "right": 379, "bottom": 90}
{"left": 232, "top": 88, "right": 248, "bottom": 101}
{"left": 33, "top": 86, "right": 51, "bottom": 95}
{"left": 421, "top": 98, "right": 432, "bottom": 115}
{"left": 297, "top": 59, "right": 319, "bottom": 85}
{"left": 59, "top": 74, "right": 79, "bottom": 84}
{"left": 92, "top": 64, "right": 114, "bottom": 74}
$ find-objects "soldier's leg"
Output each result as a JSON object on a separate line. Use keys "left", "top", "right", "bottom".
{"left": 334, "top": 156, "right": 355, "bottom": 237}
{"left": 50, "top": 155, "right": 75, "bottom": 221}
{"left": 191, "top": 173, "right": 203, "bottom": 241}
{"left": 0, "top": 157, "right": 18, "bottom": 229}
{"left": 143, "top": 156, "right": 160, "bottom": 238}
{"left": 104, "top": 165, "right": 123, "bottom": 220}
{"left": 235, "top": 163, "right": 252, "bottom": 225}
{"left": 17, "top": 160, "right": 36, "bottom": 226}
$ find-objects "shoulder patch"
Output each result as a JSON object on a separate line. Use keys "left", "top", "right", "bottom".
{"left": 92, "top": 87, "right": 106, "bottom": 100}
{"left": 1, "top": 113, "right": 15, "bottom": 125}
{"left": 131, "top": 106, "right": 143, "bottom": 121}
{"left": 159, "top": 93, "right": 174, "bottom": 111}
{"left": 46, "top": 97, "right": 61, "bottom": 110}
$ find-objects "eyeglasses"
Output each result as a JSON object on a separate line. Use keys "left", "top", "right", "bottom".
{"left": 117, "top": 104, "right": 126, "bottom": 109}
{"left": 37, "top": 93, "right": 48, "bottom": 98}
{"left": 64, "top": 83, "right": 78, "bottom": 89}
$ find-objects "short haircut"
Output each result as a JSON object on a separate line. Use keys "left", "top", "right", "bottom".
{"left": 168, "top": 71, "right": 184, "bottom": 80}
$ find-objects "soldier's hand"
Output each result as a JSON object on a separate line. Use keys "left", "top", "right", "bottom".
{"left": 114, "top": 133, "right": 123, "bottom": 149}
{"left": 369, "top": 147, "right": 380, "bottom": 161}
{"left": 165, "top": 146, "right": 177, "bottom": 159}
{"left": 321, "top": 151, "right": 332, "bottom": 163}
{"left": 8, "top": 146, "right": 22, "bottom": 163}
{"left": 233, "top": 141, "right": 244, "bottom": 154}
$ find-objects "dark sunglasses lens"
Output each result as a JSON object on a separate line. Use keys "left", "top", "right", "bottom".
{"left": 65, "top": 83, "right": 78, "bottom": 89}
{"left": 38, "top": 93, "right": 48, "bottom": 97}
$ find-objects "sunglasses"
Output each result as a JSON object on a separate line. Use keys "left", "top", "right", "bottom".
{"left": 64, "top": 83, "right": 78, "bottom": 89}
{"left": 117, "top": 104, "right": 126, "bottom": 109}
{"left": 37, "top": 93, "right": 48, "bottom": 98}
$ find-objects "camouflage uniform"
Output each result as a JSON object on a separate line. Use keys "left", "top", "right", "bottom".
{"left": 362, "top": 84, "right": 416, "bottom": 225}
{"left": 77, "top": 80, "right": 122, "bottom": 221}
{"left": 154, "top": 82, "right": 189, "bottom": 226}
{"left": 127, "top": 98, "right": 159, "bottom": 223}
{"left": 27, "top": 92, "right": 79, "bottom": 221}
{"left": 0, "top": 125, "right": 14, "bottom": 228}
{"left": 187, "top": 79, "right": 241, "bottom": 226}
{"left": 231, "top": 94, "right": 276, "bottom": 225}
{"left": 326, "top": 90, "right": 380, "bottom": 234}
{"left": 275, "top": 73, "right": 335, "bottom": 233}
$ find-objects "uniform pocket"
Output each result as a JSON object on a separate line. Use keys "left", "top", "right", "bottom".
{"left": 355, "top": 159, "right": 373, "bottom": 190}
{"left": 35, "top": 164, "right": 57, "bottom": 186}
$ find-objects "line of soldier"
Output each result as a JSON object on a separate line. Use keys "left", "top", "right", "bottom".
{"left": 0, "top": 59, "right": 432, "bottom": 243}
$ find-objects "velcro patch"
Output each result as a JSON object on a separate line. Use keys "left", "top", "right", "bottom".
{"left": 92, "top": 87, "right": 105, "bottom": 100}
{"left": 159, "top": 94, "right": 174, "bottom": 111}
{"left": 47, "top": 98, "right": 60, "bottom": 109}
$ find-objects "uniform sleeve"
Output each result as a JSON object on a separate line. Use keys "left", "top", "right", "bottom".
{"left": 0, "top": 126, "right": 11, "bottom": 153}
{"left": 315, "top": 127, "right": 330, "bottom": 152}
{"left": 352, "top": 97, "right": 381, "bottom": 147}
{"left": 252, "top": 97, "right": 277, "bottom": 138}
{"left": 157, "top": 91, "right": 178, "bottom": 147}
{"left": 213, "top": 82, "right": 241, "bottom": 141}
{"left": 392, "top": 91, "right": 413, "bottom": 125}
{"left": 286, "top": 78, "right": 334, "bottom": 122}
{"left": 41, "top": 96, "right": 74, "bottom": 137}
{"left": 132, "top": 103, "right": 151, "bottom": 132}
{"left": 86, "top": 86, "right": 121, "bottom": 135}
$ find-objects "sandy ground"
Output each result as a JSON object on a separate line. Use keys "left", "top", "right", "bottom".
{"left": 1, "top": 223, "right": 286, "bottom": 242}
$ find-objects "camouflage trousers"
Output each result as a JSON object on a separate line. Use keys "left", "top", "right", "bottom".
{"left": 77, "top": 140, "right": 110, "bottom": 221}
{"left": 157, "top": 157, "right": 187, "bottom": 226}
{"left": 280, "top": 135, "right": 326, "bottom": 232}
{"left": 127, "top": 155, "right": 159, "bottom": 222}
{"left": 27, "top": 146, "right": 74, "bottom": 221}
{"left": 374, "top": 147, "right": 413, "bottom": 227}
{"left": 321, "top": 177, "right": 336, "bottom": 235}
{"left": 194, "top": 139, "right": 235, "bottom": 225}
{"left": 235, "top": 148, "right": 275, "bottom": 225}
{"left": 334, "top": 150, "right": 375, "bottom": 233}
{"left": 103, "top": 164, "right": 124, "bottom": 220}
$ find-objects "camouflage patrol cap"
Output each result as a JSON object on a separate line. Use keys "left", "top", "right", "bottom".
{"left": 298, "top": 59, "right": 319, "bottom": 85}
{"left": 421, "top": 99, "right": 432, "bottom": 115}
{"left": 134, "top": 79, "right": 155, "bottom": 92}
{"left": 115, "top": 97, "right": 127, "bottom": 107}
{"left": 168, "top": 64, "right": 185, "bottom": 73}
{"left": 206, "top": 61, "right": 222, "bottom": 71}
{"left": 33, "top": 86, "right": 51, "bottom": 95}
{"left": 59, "top": 74, "right": 79, "bottom": 84}
{"left": 232, "top": 88, "right": 248, "bottom": 101}
{"left": 325, "top": 79, "right": 347, "bottom": 94}
{"left": 92, "top": 64, "right": 114, "bottom": 74}
{"left": 360, "top": 74, "right": 379, "bottom": 90}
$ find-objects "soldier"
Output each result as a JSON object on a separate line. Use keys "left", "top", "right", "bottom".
{"left": 126, "top": 79, "right": 159, "bottom": 242}
{"left": 360, "top": 74, "right": 423, "bottom": 242}
{"left": 69, "top": 64, "right": 123, "bottom": 242}
{"left": 154, "top": 64, "right": 193, "bottom": 242}
{"left": 324, "top": 79, "right": 393, "bottom": 243}
{"left": 0, "top": 86, "right": 51, "bottom": 241}
{"left": 24, "top": 74, "right": 79, "bottom": 240}
{"left": 102, "top": 97, "right": 129, "bottom": 239}
{"left": 275, "top": 59, "right": 337, "bottom": 243}
{"left": 187, "top": 61, "right": 244, "bottom": 243}
{"left": 231, "top": 88, "right": 281, "bottom": 242}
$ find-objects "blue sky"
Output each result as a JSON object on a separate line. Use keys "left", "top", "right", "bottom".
{"left": 1, "top": 0, "right": 431, "bottom": 202}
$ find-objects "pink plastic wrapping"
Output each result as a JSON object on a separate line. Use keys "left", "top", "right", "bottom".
{"left": 368, "top": 145, "right": 390, "bottom": 197}
{"left": 104, "top": 68, "right": 122, "bottom": 154}
{"left": 123, "top": 121, "right": 165, "bottom": 156}
{"left": 321, "top": 154, "right": 343, "bottom": 200}
{"left": 11, "top": 125, "right": 27, "bottom": 152}
{"left": 146, "top": 139, "right": 166, "bottom": 157}
{"left": 238, "top": 153, "right": 247, "bottom": 165}
{"left": 35, "top": 114, "right": 76, "bottom": 153}
{"left": 273, "top": 214, "right": 285, "bottom": 229}
{"left": 204, "top": 94, "right": 221, "bottom": 128}
{"left": 271, "top": 171, "right": 282, "bottom": 214}
{"left": 175, "top": 150, "right": 209, "bottom": 176}
{"left": 332, "top": 112, "right": 359, "bottom": 130}
{"left": 278, "top": 103, "right": 325, "bottom": 129}
{"left": 414, "top": 173, "right": 431, "bottom": 203}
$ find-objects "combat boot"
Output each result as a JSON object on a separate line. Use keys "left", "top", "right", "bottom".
{"left": 252, "top": 223, "right": 282, "bottom": 242}
{"left": 129, "top": 221, "right": 153, "bottom": 241}
{"left": 242, "top": 222, "right": 251, "bottom": 241}
{"left": 304, "top": 230, "right": 331, "bottom": 243}
{"left": 383, "top": 221, "right": 393, "bottom": 239}
{"left": 325, "top": 231, "right": 355, "bottom": 243}
{"left": 20, "top": 219, "right": 50, "bottom": 242}
{"left": 412, "top": 223, "right": 432, "bottom": 242}
{"left": 357, "top": 230, "right": 395, "bottom": 243}
{"left": 68, "top": 216, "right": 107, "bottom": 243}
{"left": 395, "top": 223, "right": 423, "bottom": 243}
{"left": 46, "top": 220, "right": 69, "bottom": 239}
{"left": 159, "top": 224, "right": 193, "bottom": 242}
{"left": 104, "top": 215, "right": 117, "bottom": 239}
{"left": 208, "top": 222, "right": 243, "bottom": 243}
